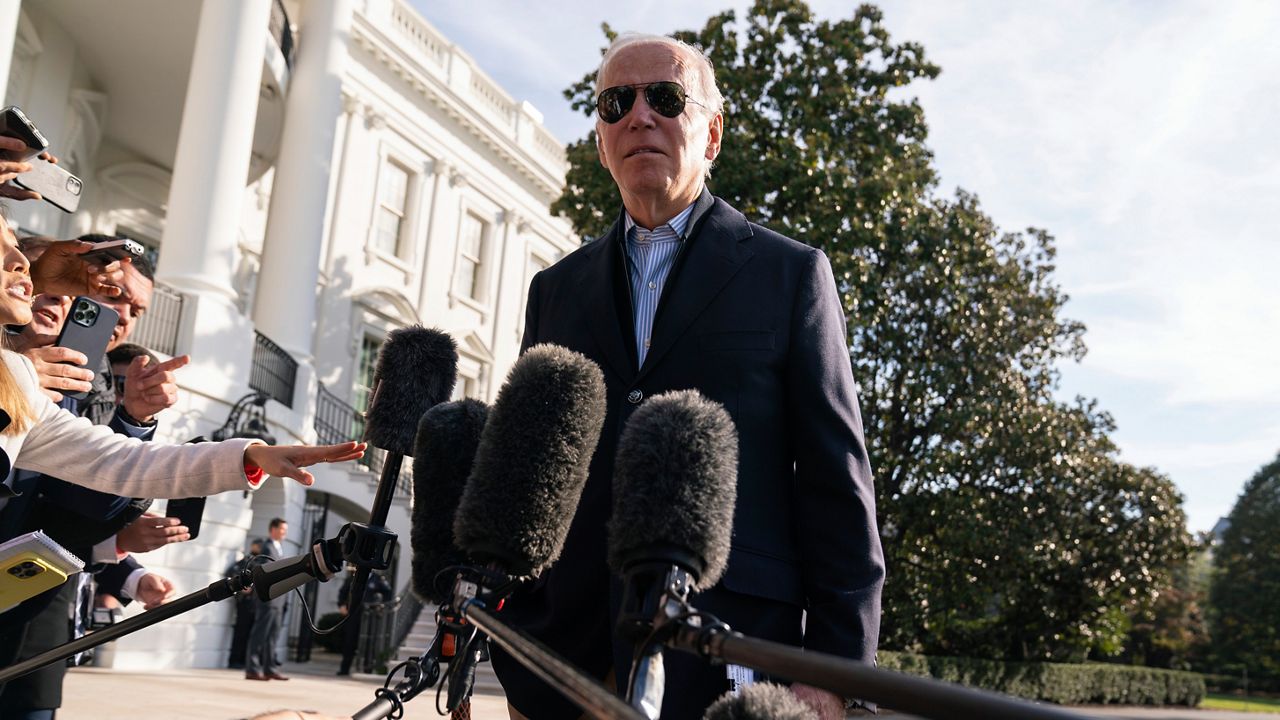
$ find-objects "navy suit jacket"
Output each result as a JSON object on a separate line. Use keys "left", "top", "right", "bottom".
{"left": 507, "top": 192, "right": 884, "bottom": 689}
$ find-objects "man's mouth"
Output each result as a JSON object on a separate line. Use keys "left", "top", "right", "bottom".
{"left": 626, "top": 146, "right": 663, "bottom": 158}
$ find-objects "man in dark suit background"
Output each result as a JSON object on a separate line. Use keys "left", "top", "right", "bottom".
{"left": 493, "top": 32, "right": 884, "bottom": 720}
{"left": 245, "top": 517, "right": 290, "bottom": 681}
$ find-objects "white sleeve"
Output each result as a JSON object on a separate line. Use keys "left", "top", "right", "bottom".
{"left": 120, "top": 567, "right": 150, "bottom": 601}
{"left": 8, "top": 353, "right": 263, "bottom": 499}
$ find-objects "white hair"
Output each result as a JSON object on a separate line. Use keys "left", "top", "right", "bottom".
{"left": 596, "top": 33, "right": 725, "bottom": 119}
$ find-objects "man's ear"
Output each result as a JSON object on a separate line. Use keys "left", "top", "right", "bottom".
{"left": 705, "top": 113, "right": 724, "bottom": 163}
{"left": 595, "top": 127, "right": 609, "bottom": 170}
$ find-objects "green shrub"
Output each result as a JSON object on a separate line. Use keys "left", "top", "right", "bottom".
{"left": 878, "top": 652, "right": 1205, "bottom": 706}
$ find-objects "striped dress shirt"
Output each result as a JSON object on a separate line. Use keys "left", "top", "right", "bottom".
{"left": 623, "top": 203, "right": 696, "bottom": 367}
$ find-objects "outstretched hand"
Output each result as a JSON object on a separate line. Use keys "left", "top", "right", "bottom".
{"left": 0, "top": 137, "right": 39, "bottom": 201}
{"left": 244, "top": 442, "right": 367, "bottom": 486}
{"left": 28, "top": 239, "right": 126, "bottom": 298}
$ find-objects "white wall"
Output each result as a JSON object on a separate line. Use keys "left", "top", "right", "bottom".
{"left": 3, "top": 0, "right": 575, "bottom": 671}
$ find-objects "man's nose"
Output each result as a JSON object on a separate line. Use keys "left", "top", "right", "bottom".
{"left": 627, "top": 91, "right": 658, "bottom": 128}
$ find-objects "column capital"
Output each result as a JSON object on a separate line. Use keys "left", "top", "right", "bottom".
{"left": 340, "top": 89, "right": 362, "bottom": 116}
{"left": 363, "top": 103, "right": 386, "bottom": 129}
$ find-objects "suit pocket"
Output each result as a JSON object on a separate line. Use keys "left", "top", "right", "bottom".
{"left": 700, "top": 330, "right": 775, "bottom": 351}
{"left": 720, "top": 545, "right": 804, "bottom": 607}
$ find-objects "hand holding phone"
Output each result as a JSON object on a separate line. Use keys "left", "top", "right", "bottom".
{"left": 12, "top": 157, "right": 83, "bottom": 213}
{"left": 28, "top": 241, "right": 127, "bottom": 299}
{"left": 116, "top": 512, "right": 195, "bottom": 552}
{"left": 164, "top": 498, "right": 207, "bottom": 542}
{"left": 0, "top": 106, "right": 48, "bottom": 162}
{"left": 53, "top": 297, "right": 120, "bottom": 401}
{"left": 22, "top": 345, "right": 95, "bottom": 402}
{"left": 80, "top": 238, "right": 144, "bottom": 267}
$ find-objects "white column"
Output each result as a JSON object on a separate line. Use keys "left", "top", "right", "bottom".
{"left": 253, "top": 0, "right": 353, "bottom": 361}
{"left": 155, "top": 0, "right": 271, "bottom": 304}
{"left": 0, "top": 1, "right": 20, "bottom": 104}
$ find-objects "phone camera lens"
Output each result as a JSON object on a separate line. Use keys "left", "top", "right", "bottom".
{"left": 67, "top": 177, "right": 82, "bottom": 195}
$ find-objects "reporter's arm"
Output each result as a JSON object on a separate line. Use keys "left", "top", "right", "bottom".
{"left": 7, "top": 353, "right": 364, "bottom": 497}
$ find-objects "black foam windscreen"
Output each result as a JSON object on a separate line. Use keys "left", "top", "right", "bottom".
{"left": 703, "top": 683, "right": 818, "bottom": 720}
{"left": 363, "top": 326, "right": 458, "bottom": 456}
{"left": 410, "top": 398, "right": 489, "bottom": 604}
{"left": 453, "top": 344, "right": 605, "bottom": 578}
{"left": 608, "top": 390, "right": 738, "bottom": 591}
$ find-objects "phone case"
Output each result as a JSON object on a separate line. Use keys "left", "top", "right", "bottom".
{"left": 0, "top": 552, "right": 68, "bottom": 610}
{"left": 0, "top": 105, "right": 48, "bottom": 161}
{"left": 12, "top": 157, "right": 83, "bottom": 213}
{"left": 81, "top": 238, "right": 144, "bottom": 266}
{"left": 166, "top": 497, "right": 207, "bottom": 541}
{"left": 54, "top": 297, "right": 120, "bottom": 401}
{"left": 0, "top": 531, "right": 83, "bottom": 612}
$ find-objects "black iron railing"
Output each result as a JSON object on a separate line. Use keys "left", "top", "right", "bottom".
{"left": 269, "top": 0, "right": 295, "bottom": 69}
{"left": 390, "top": 588, "right": 424, "bottom": 653}
{"left": 313, "top": 384, "right": 411, "bottom": 499}
{"left": 316, "top": 383, "right": 362, "bottom": 446}
{"left": 131, "top": 283, "right": 184, "bottom": 357}
{"left": 250, "top": 331, "right": 298, "bottom": 408}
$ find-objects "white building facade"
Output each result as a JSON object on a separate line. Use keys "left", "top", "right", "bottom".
{"left": 1, "top": 0, "right": 575, "bottom": 670}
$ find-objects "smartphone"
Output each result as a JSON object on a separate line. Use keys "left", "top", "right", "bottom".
{"left": 12, "top": 157, "right": 83, "bottom": 213}
{"left": 0, "top": 106, "right": 48, "bottom": 161}
{"left": 53, "top": 296, "right": 120, "bottom": 401}
{"left": 0, "top": 531, "right": 83, "bottom": 612}
{"left": 81, "top": 238, "right": 144, "bottom": 266}
{"left": 166, "top": 497, "right": 206, "bottom": 541}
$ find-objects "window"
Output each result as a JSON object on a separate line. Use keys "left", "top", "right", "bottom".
{"left": 453, "top": 213, "right": 487, "bottom": 301}
{"left": 353, "top": 335, "right": 382, "bottom": 416}
{"left": 372, "top": 160, "right": 410, "bottom": 256}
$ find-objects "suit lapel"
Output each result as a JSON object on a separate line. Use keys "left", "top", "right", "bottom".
{"left": 638, "top": 199, "right": 755, "bottom": 382}
{"left": 577, "top": 219, "right": 636, "bottom": 382}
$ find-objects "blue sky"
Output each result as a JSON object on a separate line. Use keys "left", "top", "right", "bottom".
{"left": 411, "top": 0, "right": 1280, "bottom": 532}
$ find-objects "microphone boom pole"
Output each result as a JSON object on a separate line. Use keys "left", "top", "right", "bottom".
{"left": 460, "top": 600, "right": 645, "bottom": 720}
{"left": 672, "top": 622, "right": 1098, "bottom": 720}
{"left": 0, "top": 574, "right": 245, "bottom": 684}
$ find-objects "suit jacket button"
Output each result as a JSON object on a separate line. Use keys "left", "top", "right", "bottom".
{"left": 627, "top": 389, "right": 643, "bottom": 404}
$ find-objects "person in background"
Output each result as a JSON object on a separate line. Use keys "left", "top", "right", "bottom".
{"left": 336, "top": 565, "right": 393, "bottom": 676}
{"left": 0, "top": 241, "right": 191, "bottom": 718}
{"left": 0, "top": 214, "right": 366, "bottom": 714}
{"left": 245, "top": 518, "right": 290, "bottom": 681}
{"left": 226, "top": 539, "right": 264, "bottom": 670}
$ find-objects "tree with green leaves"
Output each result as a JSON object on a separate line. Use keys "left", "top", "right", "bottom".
{"left": 1209, "top": 452, "right": 1280, "bottom": 682}
{"left": 553, "top": 0, "right": 1192, "bottom": 662}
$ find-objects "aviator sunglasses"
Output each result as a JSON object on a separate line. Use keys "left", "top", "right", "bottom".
{"left": 595, "top": 81, "right": 705, "bottom": 124}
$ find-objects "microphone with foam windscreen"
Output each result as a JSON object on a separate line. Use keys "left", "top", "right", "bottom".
{"left": 410, "top": 398, "right": 489, "bottom": 605}
{"left": 703, "top": 683, "right": 818, "bottom": 720}
{"left": 452, "top": 343, "right": 605, "bottom": 578}
{"left": 601, "top": 398, "right": 1096, "bottom": 720}
{"left": 351, "top": 398, "right": 488, "bottom": 720}
{"left": 253, "top": 326, "right": 456, "bottom": 606}
{"left": 437, "top": 345, "right": 647, "bottom": 720}
{"left": 607, "top": 390, "right": 738, "bottom": 718}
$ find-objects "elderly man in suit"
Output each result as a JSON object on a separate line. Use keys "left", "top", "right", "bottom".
{"left": 493, "top": 32, "right": 884, "bottom": 720}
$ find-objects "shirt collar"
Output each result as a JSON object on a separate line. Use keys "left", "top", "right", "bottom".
{"left": 623, "top": 200, "right": 697, "bottom": 242}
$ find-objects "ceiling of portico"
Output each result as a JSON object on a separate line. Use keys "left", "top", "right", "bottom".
{"left": 39, "top": 0, "right": 202, "bottom": 171}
